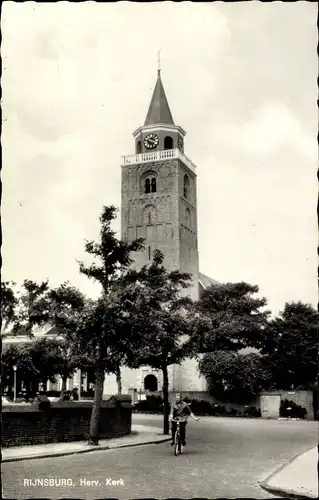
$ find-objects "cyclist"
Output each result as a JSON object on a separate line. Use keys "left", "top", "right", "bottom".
{"left": 169, "top": 393, "right": 199, "bottom": 447}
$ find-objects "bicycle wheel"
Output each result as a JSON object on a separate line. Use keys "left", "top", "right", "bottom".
{"left": 174, "top": 433, "right": 180, "bottom": 456}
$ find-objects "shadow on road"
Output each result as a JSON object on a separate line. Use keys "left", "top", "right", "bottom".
{"left": 171, "top": 449, "right": 203, "bottom": 456}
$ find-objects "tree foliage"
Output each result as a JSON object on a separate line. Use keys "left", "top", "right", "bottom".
{"left": 30, "top": 336, "right": 82, "bottom": 398}
{"left": 2, "top": 280, "right": 88, "bottom": 397}
{"left": 195, "top": 282, "right": 270, "bottom": 352}
{"left": 26, "top": 338, "right": 60, "bottom": 386}
{"left": 260, "top": 302, "right": 318, "bottom": 390}
{"left": 77, "top": 206, "right": 144, "bottom": 384}
{"left": 8, "top": 280, "right": 50, "bottom": 335}
{"left": 1, "top": 281, "right": 18, "bottom": 330}
{"left": 29, "top": 282, "right": 89, "bottom": 397}
{"left": 78, "top": 205, "right": 144, "bottom": 293}
{"left": 112, "top": 249, "right": 211, "bottom": 433}
{"left": 114, "top": 250, "right": 197, "bottom": 368}
{"left": 76, "top": 205, "right": 144, "bottom": 444}
{"left": 1, "top": 344, "right": 37, "bottom": 395}
{"left": 198, "top": 300, "right": 318, "bottom": 400}
{"left": 198, "top": 350, "right": 272, "bottom": 404}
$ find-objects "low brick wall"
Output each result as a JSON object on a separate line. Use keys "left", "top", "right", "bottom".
{"left": 2, "top": 395, "right": 132, "bottom": 447}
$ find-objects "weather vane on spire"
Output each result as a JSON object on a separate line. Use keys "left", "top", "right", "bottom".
{"left": 157, "top": 49, "right": 161, "bottom": 73}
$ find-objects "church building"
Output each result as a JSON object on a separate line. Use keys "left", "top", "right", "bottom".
{"left": 103, "top": 67, "right": 217, "bottom": 399}
{"left": 2, "top": 67, "right": 217, "bottom": 400}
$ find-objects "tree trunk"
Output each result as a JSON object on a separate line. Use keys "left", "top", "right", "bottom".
{"left": 115, "top": 363, "right": 122, "bottom": 394}
{"left": 60, "top": 377, "right": 67, "bottom": 400}
{"left": 88, "top": 364, "right": 105, "bottom": 445}
{"left": 162, "top": 365, "right": 170, "bottom": 435}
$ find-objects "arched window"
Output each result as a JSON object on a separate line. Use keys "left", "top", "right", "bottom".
{"left": 143, "top": 205, "right": 156, "bottom": 225}
{"left": 142, "top": 171, "right": 158, "bottom": 195}
{"left": 164, "top": 136, "right": 173, "bottom": 150}
{"left": 136, "top": 140, "right": 142, "bottom": 154}
{"left": 144, "top": 374, "right": 158, "bottom": 392}
{"left": 145, "top": 178, "right": 151, "bottom": 194}
{"left": 144, "top": 176, "right": 157, "bottom": 194}
{"left": 151, "top": 177, "right": 156, "bottom": 193}
{"left": 183, "top": 174, "right": 190, "bottom": 199}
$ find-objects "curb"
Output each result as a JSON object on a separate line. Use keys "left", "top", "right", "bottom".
{"left": 259, "top": 483, "right": 315, "bottom": 499}
{"left": 259, "top": 446, "right": 317, "bottom": 499}
{"left": 2, "top": 436, "right": 171, "bottom": 463}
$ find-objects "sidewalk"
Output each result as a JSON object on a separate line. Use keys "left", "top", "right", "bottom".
{"left": 2, "top": 425, "right": 170, "bottom": 463}
{"left": 260, "top": 447, "right": 318, "bottom": 499}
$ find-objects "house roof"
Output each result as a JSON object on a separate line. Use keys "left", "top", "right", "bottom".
{"left": 1, "top": 323, "right": 60, "bottom": 345}
{"left": 198, "top": 272, "right": 219, "bottom": 291}
{"left": 144, "top": 70, "right": 175, "bottom": 126}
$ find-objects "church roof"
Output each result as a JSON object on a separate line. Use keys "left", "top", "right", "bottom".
{"left": 198, "top": 272, "right": 219, "bottom": 292}
{"left": 144, "top": 70, "right": 175, "bottom": 126}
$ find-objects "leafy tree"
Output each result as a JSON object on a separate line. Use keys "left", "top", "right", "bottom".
{"left": 9, "top": 280, "right": 50, "bottom": 335}
{"left": 1, "top": 281, "right": 18, "bottom": 330}
{"left": 27, "top": 336, "right": 81, "bottom": 400}
{"left": 195, "top": 282, "right": 270, "bottom": 352}
{"left": 198, "top": 350, "right": 272, "bottom": 404}
{"left": 5, "top": 280, "right": 88, "bottom": 398}
{"left": 27, "top": 281, "right": 87, "bottom": 330}
{"left": 1, "top": 344, "right": 38, "bottom": 397}
{"left": 260, "top": 302, "right": 318, "bottom": 390}
{"left": 30, "top": 283, "right": 88, "bottom": 398}
{"left": 26, "top": 338, "right": 59, "bottom": 391}
{"left": 113, "top": 250, "right": 211, "bottom": 434}
{"left": 77, "top": 205, "right": 144, "bottom": 444}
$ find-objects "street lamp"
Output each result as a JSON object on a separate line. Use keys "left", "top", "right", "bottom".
{"left": 78, "top": 369, "right": 82, "bottom": 401}
{"left": 13, "top": 365, "right": 17, "bottom": 402}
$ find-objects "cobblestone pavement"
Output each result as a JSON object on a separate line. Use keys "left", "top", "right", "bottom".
{"left": 2, "top": 415, "right": 317, "bottom": 499}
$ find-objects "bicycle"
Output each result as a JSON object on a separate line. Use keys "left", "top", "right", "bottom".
{"left": 171, "top": 418, "right": 184, "bottom": 456}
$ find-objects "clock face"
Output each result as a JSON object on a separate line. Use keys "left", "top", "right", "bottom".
{"left": 144, "top": 133, "right": 159, "bottom": 150}
{"left": 178, "top": 137, "right": 184, "bottom": 151}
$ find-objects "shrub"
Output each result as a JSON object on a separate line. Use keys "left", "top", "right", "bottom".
{"left": 211, "top": 403, "right": 227, "bottom": 416}
{"left": 199, "top": 400, "right": 214, "bottom": 415}
{"left": 134, "top": 395, "right": 165, "bottom": 413}
{"left": 189, "top": 399, "right": 202, "bottom": 414}
{"left": 227, "top": 407, "right": 241, "bottom": 417}
{"left": 280, "top": 399, "right": 307, "bottom": 419}
{"left": 63, "top": 390, "right": 71, "bottom": 401}
{"left": 242, "top": 405, "right": 261, "bottom": 418}
{"left": 184, "top": 399, "right": 215, "bottom": 416}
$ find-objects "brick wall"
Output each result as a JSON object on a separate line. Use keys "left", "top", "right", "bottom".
{"left": 2, "top": 395, "right": 132, "bottom": 447}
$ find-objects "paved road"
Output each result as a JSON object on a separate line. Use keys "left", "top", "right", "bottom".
{"left": 2, "top": 415, "right": 317, "bottom": 499}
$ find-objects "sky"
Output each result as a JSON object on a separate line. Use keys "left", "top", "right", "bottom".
{"left": 2, "top": 1, "right": 317, "bottom": 316}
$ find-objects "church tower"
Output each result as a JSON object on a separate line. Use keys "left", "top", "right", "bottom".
{"left": 121, "top": 68, "right": 199, "bottom": 301}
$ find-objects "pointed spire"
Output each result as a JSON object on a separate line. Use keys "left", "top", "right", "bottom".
{"left": 144, "top": 63, "right": 175, "bottom": 126}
